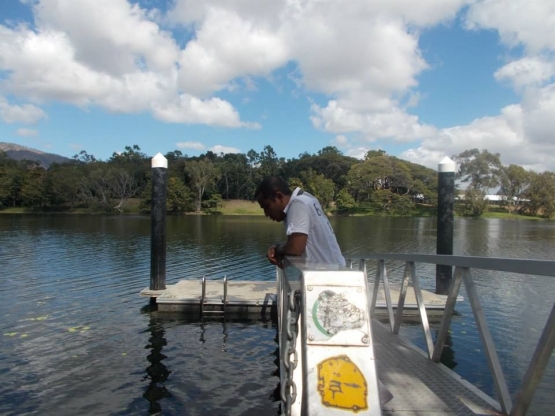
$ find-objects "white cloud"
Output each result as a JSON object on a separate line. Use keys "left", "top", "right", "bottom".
{"left": 465, "top": 0, "right": 555, "bottom": 53}
{"left": 33, "top": 0, "right": 179, "bottom": 75}
{"left": 400, "top": 98, "right": 555, "bottom": 172}
{"left": 334, "top": 135, "right": 348, "bottom": 145}
{"left": 311, "top": 100, "right": 437, "bottom": 142}
{"left": 176, "top": 7, "right": 289, "bottom": 97}
{"left": 210, "top": 144, "right": 240, "bottom": 154}
{"left": 0, "top": 0, "right": 258, "bottom": 128}
{"left": 288, "top": 15, "right": 427, "bottom": 96}
{"left": 345, "top": 147, "right": 369, "bottom": 160}
{"left": 0, "top": 19, "right": 173, "bottom": 110}
{"left": 16, "top": 128, "right": 38, "bottom": 137}
{"left": 0, "top": 97, "right": 47, "bottom": 124}
{"left": 152, "top": 94, "right": 260, "bottom": 128}
{"left": 495, "top": 57, "right": 555, "bottom": 89}
{"left": 176, "top": 141, "right": 205, "bottom": 150}
{"left": 174, "top": 142, "right": 241, "bottom": 155}
{"left": 397, "top": 0, "right": 555, "bottom": 172}
{"left": 520, "top": 83, "right": 555, "bottom": 146}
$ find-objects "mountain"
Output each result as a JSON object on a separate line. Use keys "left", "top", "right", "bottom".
{"left": 0, "top": 142, "right": 72, "bottom": 168}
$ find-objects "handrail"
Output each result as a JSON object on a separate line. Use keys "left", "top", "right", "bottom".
{"left": 355, "top": 253, "right": 555, "bottom": 277}
{"left": 347, "top": 254, "right": 555, "bottom": 416}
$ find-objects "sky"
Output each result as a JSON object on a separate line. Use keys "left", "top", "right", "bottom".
{"left": 0, "top": 0, "right": 554, "bottom": 172}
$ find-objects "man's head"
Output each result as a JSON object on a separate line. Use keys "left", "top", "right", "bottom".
{"left": 254, "top": 176, "right": 292, "bottom": 222}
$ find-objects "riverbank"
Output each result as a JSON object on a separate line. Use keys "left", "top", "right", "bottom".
{"left": 0, "top": 198, "right": 549, "bottom": 220}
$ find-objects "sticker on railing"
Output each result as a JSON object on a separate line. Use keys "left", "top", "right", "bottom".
{"left": 305, "top": 286, "right": 369, "bottom": 346}
{"left": 317, "top": 354, "right": 368, "bottom": 412}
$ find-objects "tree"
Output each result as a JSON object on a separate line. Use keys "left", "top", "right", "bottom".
{"left": 167, "top": 177, "right": 193, "bottom": 212}
{"left": 317, "top": 146, "right": 342, "bottom": 156}
{"left": 402, "top": 160, "right": 438, "bottom": 204}
{"left": 499, "top": 164, "right": 531, "bottom": 211}
{"left": 291, "top": 152, "right": 358, "bottom": 193}
{"left": 202, "top": 193, "right": 223, "bottom": 213}
{"left": 140, "top": 176, "right": 193, "bottom": 213}
{"left": 44, "top": 163, "right": 83, "bottom": 209}
{"left": 259, "top": 145, "right": 281, "bottom": 178}
{"left": 19, "top": 164, "right": 47, "bottom": 209}
{"left": 73, "top": 150, "right": 97, "bottom": 163}
{"left": 453, "top": 149, "right": 503, "bottom": 216}
{"left": 108, "top": 145, "right": 150, "bottom": 190}
{"left": 300, "top": 168, "right": 335, "bottom": 209}
{"left": 218, "top": 153, "right": 250, "bottom": 199}
{"left": 0, "top": 152, "right": 24, "bottom": 208}
{"left": 347, "top": 156, "right": 399, "bottom": 201}
{"left": 369, "top": 189, "right": 413, "bottom": 215}
{"left": 458, "top": 188, "right": 489, "bottom": 217}
{"left": 108, "top": 168, "right": 139, "bottom": 212}
{"left": 335, "top": 188, "right": 356, "bottom": 212}
{"left": 454, "top": 149, "right": 503, "bottom": 191}
{"left": 364, "top": 149, "right": 387, "bottom": 159}
{"left": 522, "top": 171, "right": 555, "bottom": 218}
{"left": 77, "top": 164, "right": 112, "bottom": 209}
{"left": 185, "top": 158, "right": 221, "bottom": 212}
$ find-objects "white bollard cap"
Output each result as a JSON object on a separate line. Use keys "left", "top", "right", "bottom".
{"left": 438, "top": 156, "right": 456, "bottom": 173}
{"left": 151, "top": 153, "right": 168, "bottom": 169}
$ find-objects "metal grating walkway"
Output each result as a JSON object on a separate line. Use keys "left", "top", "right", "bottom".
{"left": 373, "top": 320, "right": 501, "bottom": 415}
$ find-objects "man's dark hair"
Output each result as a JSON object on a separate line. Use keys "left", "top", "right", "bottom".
{"left": 254, "top": 176, "right": 292, "bottom": 200}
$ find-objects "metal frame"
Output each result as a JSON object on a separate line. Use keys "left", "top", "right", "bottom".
{"left": 348, "top": 253, "right": 555, "bottom": 416}
{"left": 200, "top": 275, "right": 228, "bottom": 315}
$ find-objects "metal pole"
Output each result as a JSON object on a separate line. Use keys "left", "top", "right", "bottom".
{"left": 436, "top": 156, "right": 455, "bottom": 294}
{"left": 150, "top": 153, "right": 167, "bottom": 295}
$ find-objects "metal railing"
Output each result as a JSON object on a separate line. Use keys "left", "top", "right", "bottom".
{"left": 346, "top": 253, "right": 555, "bottom": 416}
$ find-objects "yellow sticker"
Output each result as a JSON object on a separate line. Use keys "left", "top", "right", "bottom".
{"left": 317, "top": 355, "right": 368, "bottom": 412}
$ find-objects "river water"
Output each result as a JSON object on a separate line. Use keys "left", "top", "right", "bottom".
{"left": 0, "top": 215, "right": 554, "bottom": 415}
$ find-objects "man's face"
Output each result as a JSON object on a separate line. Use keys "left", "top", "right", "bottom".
{"left": 257, "top": 193, "right": 286, "bottom": 222}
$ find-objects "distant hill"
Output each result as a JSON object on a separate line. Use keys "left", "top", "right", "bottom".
{"left": 0, "top": 142, "right": 72, "bottom": 168}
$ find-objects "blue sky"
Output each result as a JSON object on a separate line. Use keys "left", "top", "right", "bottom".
{"left": 1, "top": 0, "right": 554, "bottom": 172}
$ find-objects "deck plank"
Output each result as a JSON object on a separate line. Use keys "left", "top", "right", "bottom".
{"left": 373, "top": 321, "right": 501, "bottom": 415}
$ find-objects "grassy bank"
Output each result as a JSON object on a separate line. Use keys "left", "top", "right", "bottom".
{"left": 217, "top": 199, "right": 264, "bottom": 215}
{"left": 1, "top": 199, "right": 551, "bottom": 220}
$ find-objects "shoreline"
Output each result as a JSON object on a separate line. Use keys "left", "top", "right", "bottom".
{"left": 0, "top": 198, "right": 549, "bottom": 220}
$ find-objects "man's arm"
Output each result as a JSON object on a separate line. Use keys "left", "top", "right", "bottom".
{"left": 276, "top": 232, "right": 308, "bottom": 259}
{"left": 267, "top": 233, "right": 308, "bottom": 267}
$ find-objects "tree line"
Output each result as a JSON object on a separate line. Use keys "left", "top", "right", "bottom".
{"left": 0, "top": 145, "right": 554, "bottom": 218}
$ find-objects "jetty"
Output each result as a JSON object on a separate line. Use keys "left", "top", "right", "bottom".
{"left": 140, "top": 278, "right": 457, "bottom": 317}
{"left": 142, "top": 154, "right": 554, "bottom": 415}
{"left": 141, "top": 253, "right": 555, "bottom": 415}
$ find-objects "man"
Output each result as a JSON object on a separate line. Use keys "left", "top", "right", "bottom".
{"left": 254, "top": 176, "right": 345, "bottom": 268}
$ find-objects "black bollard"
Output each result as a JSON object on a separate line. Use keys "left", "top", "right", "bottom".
{"left": 436, "top": 157, "right": 456, "bottom": 294}
{"left": 150, "top": 153, "right": 167, "bottom": 295}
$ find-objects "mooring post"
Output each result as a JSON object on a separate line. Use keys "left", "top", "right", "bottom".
{"left": 150, "top": 153, "right": 168, "bottom": 298}
{"left": 436, "top": 156, "right": 456, "bottom": 294}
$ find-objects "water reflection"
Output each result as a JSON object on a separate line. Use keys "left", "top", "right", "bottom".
{"left": 143, "top": 309, "right": 171, "bottom": 415}
{"left": 199, "top": 317, "right": 229, "bottom": 352}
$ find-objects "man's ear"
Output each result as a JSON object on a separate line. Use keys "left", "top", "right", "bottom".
{"left": 274, "top": 191, "right": 284, "bottom": 202}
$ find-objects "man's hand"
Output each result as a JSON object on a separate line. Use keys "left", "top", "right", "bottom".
{"left": 266, "top": 244, "right": 283, "bottom": 268}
